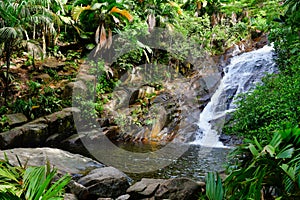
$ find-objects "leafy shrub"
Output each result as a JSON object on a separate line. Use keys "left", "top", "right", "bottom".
{"left": 224, "top": 71, "right": 300, "bottom": 140}
{"left": 224, "top": 127, "right": 300, "bottom": 199}
{"left": 0, "top": 155, "right": 71, "bottom": 199}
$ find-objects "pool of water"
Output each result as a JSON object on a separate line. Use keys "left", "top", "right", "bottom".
{"left": 117, "top": 143, "right": 231, "bottom": 182}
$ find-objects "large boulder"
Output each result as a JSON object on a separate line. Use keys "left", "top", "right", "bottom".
{"left": 77, "top": 167, "right": 131, "bottom": 199}
{"left": 0, "top": 148, "right": 103, "bottom": 177}
{"left": 0, "top": 148, "right": 133, "bottom": 199}
{"left": 126, "top": 178, "right": 204, "bottom": 200}
{"left": 154, "top": 177, "right": 203, "bottom": 200}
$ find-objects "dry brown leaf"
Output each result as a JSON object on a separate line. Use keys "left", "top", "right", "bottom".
{"left": 106, "top": 29, "right": 112, "bottom": 49}
{"left": 100, "top": 24, "right": 107, "bottom": 48}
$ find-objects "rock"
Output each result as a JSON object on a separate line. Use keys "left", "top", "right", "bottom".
{"left": 62, "top": 81, "right": 87, "bottom": 99}
{"left": 219, "top": 133, "right": 243, "bottom": 146}
{"left": 0, "top": 127, "right": 24, "bottom": 148}
{"left": 27, "top": 42, "right": 44, "bottom": 60}
{"left": 44, "top": 107, "right": 78, "bottom": 140}
{"left": 35, "top": 73, "right": 51, "bottom": 83}
{"left": 150, "top": 107, "right": 167, "bottom": 139}
{"left": 78, "top": 167, "right": 131, "bottom": 199}
{"left": 116, "top": 194, "right": 130, "bottom": 200}
{"left": 64, "top": 193, "right": 78, "bottom": 200}
{"left": 0, "top": 108, "right": 78, "bottom": 149}
{"left": 154, "top": 177, "right": 203, "bottom": 200}
{"left": 127, "top": 178, "right": 166, "bottom": 199}
{"left": 21, "top": 123, "right": 48, "bottom": 147}
{"left": 5, "top": 113, "right": 28, "bottom": 127}
{"left": 202, "top": 73, "right": 221, "bottom": 93}
{"left": 43, "top": 58, "right": 65, "bottom": 70}
{"left": 0, "top": 148, "right": 104, "bottom": 177}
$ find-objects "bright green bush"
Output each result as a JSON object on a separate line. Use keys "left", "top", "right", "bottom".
{"left": 223, "top": 71, "right": 300, "bottom": 140}
{"left": 224, "top": 127, "right": 300, "bottom": 199}
{"left": 0, "top": 156, "right": 71, "bottom": 200}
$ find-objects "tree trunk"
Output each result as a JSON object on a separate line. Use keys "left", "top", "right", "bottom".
{"left": 4, "top": 41, "right": 11, "bottom": 105}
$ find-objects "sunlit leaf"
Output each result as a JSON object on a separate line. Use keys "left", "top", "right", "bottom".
{"left": 110, "top": 6, "right": 133, "bottom": 22}
{"left": 71, "top": 6, "right": 91, "bottom": 22}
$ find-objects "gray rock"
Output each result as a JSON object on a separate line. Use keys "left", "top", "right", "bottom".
{"left": 44, "top": 107, "right": 77, "bottom": 138}
{"left": 0, "top": 148, "right": 104, "bottom": 177}
{"left": 0, "top": 127, "right": 24, "bottom": 148}
{"left": 116, "top": 194, "right": 130, "bottom": 200}
{"left": 154, "top": 177, "right": 203, "bottom": 200}
{"left": 27, "top": 42, "right": 44, "bottom": 60}
{"left": 62, "top": 81, "right": 87, "bottom": 99}
{"left": 22, "top": 123, "right": 48, "bottom": 147}
{"left": 78, "top": 167, "right": 131, "bottom": 199}
{"left": 5, "top": 113, "right": 28, "bottom": 126}
{"left": 0, "top": 108, "right": 78, "bottom": 149}
{"left": 127, "top": 178, "right": 166, "bottom": 199}
{"left": 64, "top": 193, "right": 78, "bottom": 200}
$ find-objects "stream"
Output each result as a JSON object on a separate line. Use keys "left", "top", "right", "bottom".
{"left": 119, "top": 45, "right": 277, "bottom": 182}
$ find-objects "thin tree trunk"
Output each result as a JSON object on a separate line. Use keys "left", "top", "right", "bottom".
{"left": 42, "top": 25, "right": 46, "bottom": 58}
{"left": 33, "top": 24, "right": 36, "bottom": 39}
{"left": 4, "top": 41, "right": 11, "bottom": 105}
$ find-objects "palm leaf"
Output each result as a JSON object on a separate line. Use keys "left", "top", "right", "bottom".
{"left": 0, "top": 27, "right": 18, "bottom": 40}
{"left": 71, "top": 5, "right": 91, "bottom": 22}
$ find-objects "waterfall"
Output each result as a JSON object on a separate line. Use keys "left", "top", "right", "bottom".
{"left": 191, "top": 45, "right": 277, "bottom": 147}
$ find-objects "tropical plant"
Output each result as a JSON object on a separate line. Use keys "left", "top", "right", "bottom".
{"left": 205, "top": 172, "right": 224, "bottom": 200}
{"left": 0, "top": 155, "right": 71, "bottom": 200}
{"left": 224, "top": 127, "right": 300, "bottom": 199}
{"left": 71, "top": 0, "right": 133, "bottom": 50}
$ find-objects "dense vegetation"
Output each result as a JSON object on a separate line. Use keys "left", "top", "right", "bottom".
{"left": 1, "top": 0, "right": 300, "bottom": 199}
{"left": 0, "top": 0, "right": 280, "bottom": 131}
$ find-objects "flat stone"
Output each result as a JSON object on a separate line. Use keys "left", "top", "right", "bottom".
{"left": 5, "top": 113, "right": 28, "bottom": 126}
{"left": 116, "top": 194, "right": 130, "bottom": 200}
{"left": 127, "top": 178, "right": 166, "bottom": 199}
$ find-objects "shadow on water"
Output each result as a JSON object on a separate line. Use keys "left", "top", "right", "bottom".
{"left": 117, "top": 142, "right": 231, "bottom": 182}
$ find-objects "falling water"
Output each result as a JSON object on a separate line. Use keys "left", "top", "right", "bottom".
{"left": 191, "top": 45, "right": 277, "bottom": 147}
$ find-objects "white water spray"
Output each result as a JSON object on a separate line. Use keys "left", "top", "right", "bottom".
{"left": 191, "top": 45, "right": 277, "bottom": 147}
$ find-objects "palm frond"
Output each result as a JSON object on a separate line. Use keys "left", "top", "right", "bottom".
{"left": 0, "top": 27, "right": 19, "bottom": 40}
{"left": 71, "top": 5, "right": 91, "bottom": 22}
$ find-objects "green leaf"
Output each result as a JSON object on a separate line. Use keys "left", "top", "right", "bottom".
{"left": 263, "top": 145, "right": 275, "bottom": 157}
{"left": 248, "top": 143, "right": 259, "bottom": 156}
{"left": 276, "top": 146, "right": 294, "bottom": 159}
{"left": 90, "top": 3, "right": 108, "bottom": 10}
